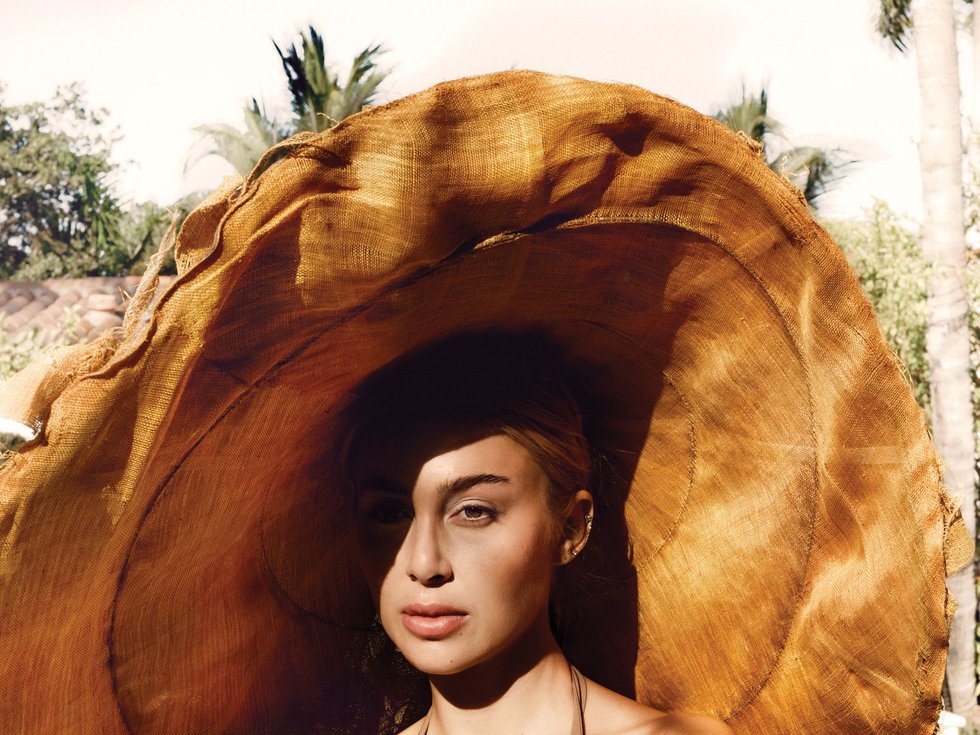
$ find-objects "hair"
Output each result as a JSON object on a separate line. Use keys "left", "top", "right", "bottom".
{"left": 338, "top": 331, "right": 630, "bottom": 699}
{"left": 339, "top": 330, "right": 592, "bottom": 536}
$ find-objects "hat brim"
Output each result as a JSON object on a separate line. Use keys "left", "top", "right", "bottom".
{"left": 0, "top": 71, "right": 967, "bottom": 734}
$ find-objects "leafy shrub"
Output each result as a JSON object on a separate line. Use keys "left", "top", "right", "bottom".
{"left": 0, "top": 307, "right": 80, "bottom": 460}
{"left": 824, "top": 201, "right": 931, "bottom": 410}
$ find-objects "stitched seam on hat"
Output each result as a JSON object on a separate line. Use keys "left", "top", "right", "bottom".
{"left": 575, "top": 320, "right": 696, "bottom": 562}
{"left": 607, "top": 218, "right": 819, "bottom": 719}
{"left": 106, "top": 215, "right": 819, "bottom": 728}
{"left": 545, "top": 223, "right": 818, "bottom": 719}
{"left": 104, "top": 252, "right": 456, "bottom": 732}
{"left": 296, "top": 217, "right": 820, "bottom": 719}
{"left": 271, "top": 216, "right": 818, "bottom": 718}
{"left": 709, "top": 254, "right": 816, "bottom": 720}
{"left": 842, "top": 292, "right": 944, "bottom": 720}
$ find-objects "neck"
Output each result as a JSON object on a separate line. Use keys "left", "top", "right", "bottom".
{"left": 424, "top": 613, "right": 574, "bottom": 734}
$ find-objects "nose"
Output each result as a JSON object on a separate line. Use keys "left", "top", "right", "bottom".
{"left": 403, "top": 519, "right": 453, "bottom": 586}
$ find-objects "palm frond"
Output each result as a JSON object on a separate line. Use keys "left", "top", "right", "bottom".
{"left": 338, "top": 44, "right": 388, "bottom": 118}
{"left": 713, "top": 85, "right": 782, "bottom": 158}
{"left": 242, "top": 98, "right": 288, "bottom": 148}
{"left": 274, "top": 37, "right": 312, "bottom": 127}
{"left": 713, "top": 84, "right": 854, "bottom": 208}
{"left": 189, "top": 25, "right": 393, "bottom": 179}
{"left": 274, "top": 28, "right": 390, "bottom": 132}
{"left": 877, "top": 0, "right": 913, "bottom": 51}
{"left": 773, "top": 146, "right": 855, "bottom": 205}
{"left": 185, "top": 99, "right": 284, "bottom": 177}
{"left": 301, "top": 27, "right": 338, "bottom": 130}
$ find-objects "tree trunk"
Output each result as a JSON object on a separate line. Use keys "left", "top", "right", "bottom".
{"left": 911, "top": 0, "right": 979, "bottom": 721}
{"left": 974, "top": 5, "right": 980, "bottom": 128}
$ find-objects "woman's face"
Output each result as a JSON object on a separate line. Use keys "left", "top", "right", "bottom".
{"left": 352, "top": 423, "right": 560, "bottom": 676}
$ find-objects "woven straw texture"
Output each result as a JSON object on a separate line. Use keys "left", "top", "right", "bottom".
{"left": 0, "top": 70, "right": 971, "bottom": 734}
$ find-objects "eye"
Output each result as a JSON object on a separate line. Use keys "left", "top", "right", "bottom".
{"left": 364, "top": 498, "right": 413, "bottom": 524}
{"left": 454, "top": 503, "right": 498, "bottom": 524}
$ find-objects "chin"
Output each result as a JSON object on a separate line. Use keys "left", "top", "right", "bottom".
{"left": 397, "top": 639, "right": 478, "bottom": 676}
{"left": 409, "top": 657, "right": 468, "bottom": 677}
{"left": 394, "top": 638, "right": 486, "bottom": 676}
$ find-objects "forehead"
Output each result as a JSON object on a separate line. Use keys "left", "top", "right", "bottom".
{"left": 352, "top": 423, "right": 544, "bottom": 491}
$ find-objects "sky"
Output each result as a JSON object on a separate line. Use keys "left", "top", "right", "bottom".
{"left": 0, "top": 0, "right": 950, "bottom": 221}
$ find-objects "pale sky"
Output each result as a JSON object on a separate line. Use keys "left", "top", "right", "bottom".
{"left": 0, "top": 0, "right": 944, "bottom": 221}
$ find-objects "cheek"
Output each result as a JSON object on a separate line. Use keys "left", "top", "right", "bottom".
{"left": 355, "top": 528, "right": 405, "bottom": 606}
{"left": 478, "top": 520, "right": 557, "bottom": 611}
{"left": 376, "top": 568, "right": 401, "bottom": 623}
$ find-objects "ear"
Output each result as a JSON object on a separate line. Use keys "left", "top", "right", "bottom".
{"left": 558, "top": 489, "right": 594, "bottom": 565}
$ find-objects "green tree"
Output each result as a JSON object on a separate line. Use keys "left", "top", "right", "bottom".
{"left": 275, "top": 26, "right": 387, "bottom": 133}
{"left": 712, "top": 85, "right": 851, "bottom": 208}
{"left": 104, "top": 198, "right": 185, "bottom": 277}
{"left": 876, "top": 0, "right": 978, "bottom": 719}
{"left": 189, "top": 26, "right": 389, "bottom": 175}
{"left": 187, "top": 98, "right": 289, "bottom": 178}
{"left": 11, "top": 198, "right": 183, "bottom": 280}
{"left": 0, "top": 83, "right": 192, "bottom": 280}
{"left": 0, "top": 84, "right": 122, "bottom": 278}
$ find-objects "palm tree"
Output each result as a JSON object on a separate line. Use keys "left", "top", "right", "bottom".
{"left": 712, "top": 85, "right": 850, "bottom": 208}
{"left": 274, "top": 26, "right": 388, "bottom": 133}
{"left": 877, "top": 0, "right": 978, "bottom": 721}
{"left": 187, "top": 98, "right": 288, "bottom": 177}
{"left": 877, "top": 0, "right": 915, "bottom": 49}
{"left": 188, "top": 27, "right": 389, "bottom": 175}
{"left": 772, "top": 146, "right": 844, "bottom": 204}
{"left": 713, "top": 85, "right": 783, "bottom": 148}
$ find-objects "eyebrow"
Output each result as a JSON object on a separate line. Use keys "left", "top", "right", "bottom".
{"left": 438, "top": 474, "right": 510, "bottom": 497}
{"left": 358, "top": 473, "right": 510, "bottom": 497}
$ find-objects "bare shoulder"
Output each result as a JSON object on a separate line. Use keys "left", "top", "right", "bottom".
{"left": 395, "top": 717, "right": 426, "bottom": 735}
{"left": 647, "top": 712, "right": 735, "bottom": 735}
{"left": 583, "top": 677, "right": 733, "bottom": 735}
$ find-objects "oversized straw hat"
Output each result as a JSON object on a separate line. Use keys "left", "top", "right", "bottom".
{"left": 0, "top": 70, "right": 971, "bottom": 734}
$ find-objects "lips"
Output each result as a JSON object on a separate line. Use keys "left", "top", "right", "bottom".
{"left": 401, "top": 604, "right": 468, "bottom": 639}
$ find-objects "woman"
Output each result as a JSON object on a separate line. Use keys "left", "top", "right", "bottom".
{"left": 0, "top": 70, "right": 968, "bottom": 734}
{"left": 343, "top": 332, "right": 733, "bottom": 734}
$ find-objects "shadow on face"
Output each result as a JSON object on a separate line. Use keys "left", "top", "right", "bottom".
{"left": 351, "top": 421, "right": 566, "bottom": 685}
{"left": 333, "top": 329, "right": 652, "bottom": 703}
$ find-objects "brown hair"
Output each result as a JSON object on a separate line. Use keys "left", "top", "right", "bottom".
{"left": 340, "top": 330, "right": 591, "bottom": 535}
{"left": 339, "top": 330, "right": 629, "bottom": 698}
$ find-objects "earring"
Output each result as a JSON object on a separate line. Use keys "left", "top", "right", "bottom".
{"left": 570, "top": 512, "right": 593, "bottom": 559}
